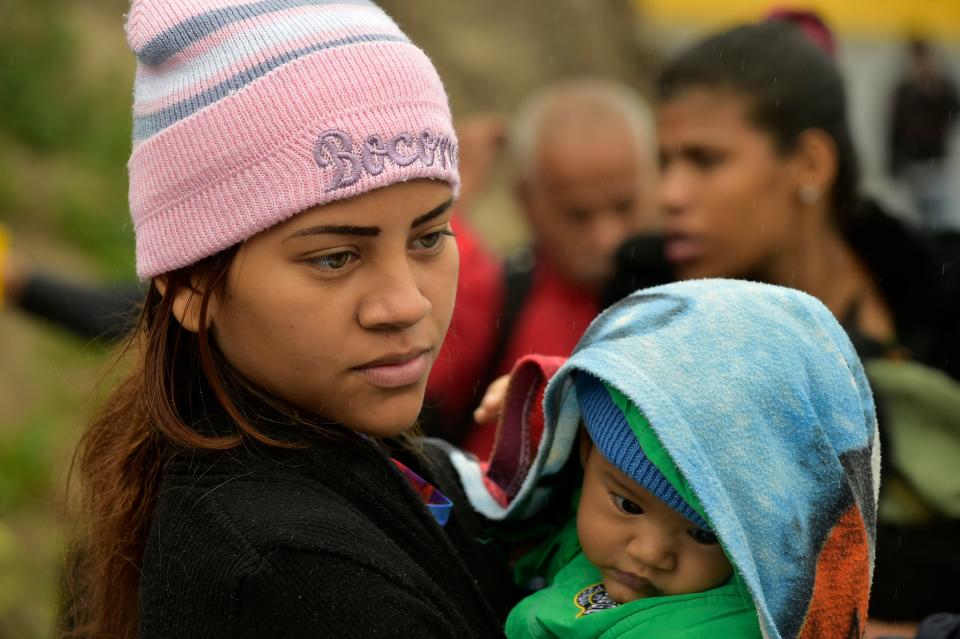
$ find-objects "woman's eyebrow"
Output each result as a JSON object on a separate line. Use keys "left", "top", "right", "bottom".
{"left": 411, "top": 198, "right": 454, "bottom": 228}
{"left": 284, "top": 224, "right": 380, "bottom": 241}
{"left": 284, "top": 199, "right": 454, "bottom": 242}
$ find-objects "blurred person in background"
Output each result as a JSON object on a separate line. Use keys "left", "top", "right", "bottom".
{"left": 425, "top": 78, "right": 663, "bottom": 452}
{"left": 888, "top": 37, "right": 960, "bottom": 231}
{"left": 606, "top": 20, "right": 960, "bottom": 625}
{"left": 0, "top": 243, "right": 142, "bottom": 343}
{"left": 763, "top": 7, "right": 837, "bottom": 56}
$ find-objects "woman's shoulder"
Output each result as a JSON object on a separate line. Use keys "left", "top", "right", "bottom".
{"left": 139, "top": 445, "right": 422, "bottom": 635}
{"left": 844, "top": 200, "right": 956, "bottom": 314}
{"left": 844, "top": 199, "right": 960, "bottom": 377}
{"left": 150, "top": 443, "right": 400, "bottom": 555}
{"left": 140, "top": 494, "right": 468, "bottom": 639}
{"left": 139, "top": 442, "right": 508, "bottom": 639}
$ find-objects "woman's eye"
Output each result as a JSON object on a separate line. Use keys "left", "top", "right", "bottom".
{"left": 308, "top": 251, "right": 356, "bottom": 270}
{"left": 612, "top": 199, "right": 635, "bottom": 215}
{"left": 691, "top": 149, "right": 725, "bottom": 170}
{"left": 612, "top": 494, "right": 644, "bottom": 516}
{"left": 412, "top": 229, "right": 453, "bottom": 251}
{"left": 688, "top": 528, "right": 719, "bottom": 545}
{"left": 564, "top": 207, "right": 591, "bottom": 224}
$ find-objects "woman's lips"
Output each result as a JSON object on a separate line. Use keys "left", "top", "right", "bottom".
{"left": 355, "top": 350, "right": 430, "bottom": 389}
{"left": 663, "top": 235, "right": 704, "bottom": 264}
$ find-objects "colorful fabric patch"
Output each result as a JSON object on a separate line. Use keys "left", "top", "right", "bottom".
{"left": 391, "top": 459, "right": 453, "bottom": 527}
{"left": 573, "top": 582, "right": 619, "bottom": 617}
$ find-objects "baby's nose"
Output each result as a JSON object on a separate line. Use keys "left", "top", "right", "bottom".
{"left": 625, "top": 530, "right": 676, "bottom": 572}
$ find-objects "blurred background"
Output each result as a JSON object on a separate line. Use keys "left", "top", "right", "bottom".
{"left": 1, "top": 0, "right": 958, "bottom": 635}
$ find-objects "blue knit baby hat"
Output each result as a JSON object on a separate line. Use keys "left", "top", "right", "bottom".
{"left": 575, "top": 373, "right": 709, "bottom": 530}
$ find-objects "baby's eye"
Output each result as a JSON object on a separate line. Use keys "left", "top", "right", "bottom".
{"left": 687, "top": 528, "right": 719, "bottom": 545}
{"left": 612, "top": 494, "right": 644, "bottom": 516}
{"left": 308, "top": 251, "right": 356, "bottom": 270}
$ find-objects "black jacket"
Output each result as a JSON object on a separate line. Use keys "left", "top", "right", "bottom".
{"left": 841, "top": 199, "right": 960, "bottom": 381}
{"left": 139, "top": 405, "right": 515, "bottom": 638}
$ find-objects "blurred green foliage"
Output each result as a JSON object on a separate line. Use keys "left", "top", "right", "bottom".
{"left": 1, "top": 1, "right": 135, "bottom": 636}
{"left": 1, "top": 0, "right": 135, "bottom": 274}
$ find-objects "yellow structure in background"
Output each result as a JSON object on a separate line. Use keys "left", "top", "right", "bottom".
{"left": 639, "top": 0, "right": 960, "bottom": 41}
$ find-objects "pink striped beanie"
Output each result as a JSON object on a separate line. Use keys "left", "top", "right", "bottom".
{"left": 126, "top": 0, "right": 459, "bottom": 278}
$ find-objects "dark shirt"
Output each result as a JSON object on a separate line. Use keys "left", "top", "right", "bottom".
{"left": 139, "top": 399, "right": 515, "bottom": 638}
{"left": 889, "top": 74, "right": 960, "bottom": 170}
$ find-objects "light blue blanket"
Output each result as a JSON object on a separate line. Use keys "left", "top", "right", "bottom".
{"left": 447, "top": 279, "right": 879, "bottom": 638}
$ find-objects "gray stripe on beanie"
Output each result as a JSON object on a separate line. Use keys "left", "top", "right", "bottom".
{"left": 135, "top": 0, "right": 375, "bottom": 65}
{"left": 133, "top": 32, "right": 407, "bottom": 141}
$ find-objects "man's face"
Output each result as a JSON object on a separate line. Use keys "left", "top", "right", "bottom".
{"left": 520, "top": 126, "right": 656, "bottom": 290}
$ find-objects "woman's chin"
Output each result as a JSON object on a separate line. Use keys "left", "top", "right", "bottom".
{"left": 348, "top": 394, "right": 425, "bottom": 438}
{"left": 353, "top": 418, "right": 419, "bottom": 439}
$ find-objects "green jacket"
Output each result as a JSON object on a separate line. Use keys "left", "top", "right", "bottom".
{"left": 505, "top": 386, "right": 761, "bottom": 639}
{"left": 505, "top": 524, "right": 760, "bottom": 639}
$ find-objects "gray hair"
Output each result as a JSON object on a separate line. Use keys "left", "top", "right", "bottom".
{"left": 509, "top": 77, "right": 656, "bottom": 179}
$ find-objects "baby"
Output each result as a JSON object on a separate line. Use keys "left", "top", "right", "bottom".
{"left": 450, "top": 279, "right": 879, "bottom": 639}
{"left": 505, "top": 374, "right": 758, "bottom": 636}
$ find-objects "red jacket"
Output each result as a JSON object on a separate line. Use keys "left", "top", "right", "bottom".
{"left": 427, "top": 217, "right": 599, "bottom": 457}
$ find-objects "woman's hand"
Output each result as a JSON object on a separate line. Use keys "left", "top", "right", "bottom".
{"left": 473, "top": 374, "right": 510, "bottom": 425}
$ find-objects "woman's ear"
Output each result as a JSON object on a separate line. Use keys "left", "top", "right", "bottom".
{"left": 791, "top": 128, "right": 838, "bottom": 209}
{"left": 154, "top": 276, "right": 212, "bottom": 334}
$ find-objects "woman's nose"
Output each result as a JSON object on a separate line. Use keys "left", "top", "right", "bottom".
{"left": 658, "top": 165, "right": 693, "bottom": 217}
{"left": 357, "top": 258, "right": 432, "bottom": 330}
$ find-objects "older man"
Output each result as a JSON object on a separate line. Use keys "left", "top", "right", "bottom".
{"left": 426, "top": 79, "right": 660, "bottom": 453}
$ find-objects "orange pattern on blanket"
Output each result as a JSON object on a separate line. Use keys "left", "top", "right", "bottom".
{"left": 798, "top": 504, "right": 871, "bottom": 639}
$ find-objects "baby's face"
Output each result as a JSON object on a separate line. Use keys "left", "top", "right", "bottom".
{"left": 577, "top": 446, "right": 733, "bottom": 603}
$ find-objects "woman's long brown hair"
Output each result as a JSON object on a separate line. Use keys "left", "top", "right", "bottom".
{"left": 64, "top": 247, "right": 304, "bottom": 638}
{"left": 64, "top": 242, "right": 425, "bottom": 638}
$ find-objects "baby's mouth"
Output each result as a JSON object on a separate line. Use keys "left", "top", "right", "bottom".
{"left": 611, "top": 569, "right": 661, "bottom": 597}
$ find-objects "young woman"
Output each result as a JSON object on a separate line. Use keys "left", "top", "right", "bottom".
{"left": 67, "top": 1, "right": 515, "bottom": 637}
{"left": 612, "top": 22, "right": 960, "bottom": 381}
{"left": 607, "top": 22, "right": 960, "bottom": 622}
